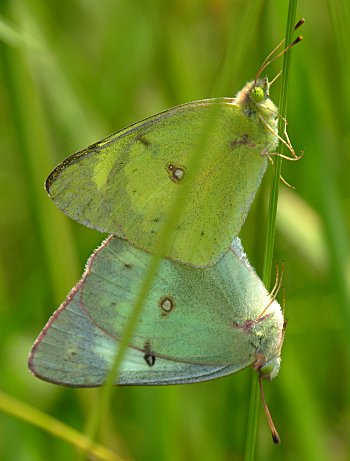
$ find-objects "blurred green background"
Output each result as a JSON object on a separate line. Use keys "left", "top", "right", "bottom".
{"left": 0, "top": 0, "right": 349, "bottom": 460}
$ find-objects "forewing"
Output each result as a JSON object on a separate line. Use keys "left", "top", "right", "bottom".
{"left": 47, "top": 99, "right": 268, "bottom": 266}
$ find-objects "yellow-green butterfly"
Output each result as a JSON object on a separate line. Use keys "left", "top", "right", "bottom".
{"left": 45, "top": 39, "right": 301, "bottom": 267}
{"left": 29, "top": 236, "right": 284, "bottom": 441}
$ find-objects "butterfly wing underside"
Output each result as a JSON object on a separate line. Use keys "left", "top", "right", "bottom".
{"left": 47, "top": 99, "right": 269, "bottom": 266}
{"left": 29, "top": 237, "right": 282, "bottom": 386}
{"left": 28, "top": 285, "right": 243, "bottom": 387}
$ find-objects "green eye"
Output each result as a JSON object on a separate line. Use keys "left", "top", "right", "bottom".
{"left": 259, "top": 361, "right": 275, "bottom": 376}
{"left": 250, "top": 86, "right": 265, "bottom": 103}
{"left": 258, "top": 356, "right": 281, "bottom": 380}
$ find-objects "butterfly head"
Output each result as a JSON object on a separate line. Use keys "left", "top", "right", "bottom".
{"left": 250, "top": 77, "right": 270, "bottom": 103}
{"left": 235, "top": 77, "right": 277, "bottom": 120}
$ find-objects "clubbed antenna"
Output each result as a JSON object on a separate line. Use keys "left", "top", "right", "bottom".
{"left": 258, "top": 262, "right": 284, "bottom": 320}
{"left": 294, "top": 18, "right": 305, "bottom": 30}
{"left": 255, "top": 36, "right": 303, "bottom": 83}
{"left": 255, "top": 18, "right": 305, "bottom": 83}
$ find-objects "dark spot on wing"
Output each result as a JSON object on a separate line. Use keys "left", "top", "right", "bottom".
{"left": 143, "top": 341, "right": 156, "bottom": 367}
{"left": 159, "top": 296, "right": 175, "bottom": 317}
{"left": 231, "top": 134, "right": 256, "bottom": 149}
{"left": 124, "top": 263, "right": 132, "bottom": 269}
{"left": 136, "top": 135, "right": 151, "bottom": 147}
{"left": 144, "top": 354, "right": 156, "bottom": 367}
{"left": 201, "top": 230, "right": 205, "bottom": 236}
{"left": 166, "top": 163, "right": 185, "bottom": 183}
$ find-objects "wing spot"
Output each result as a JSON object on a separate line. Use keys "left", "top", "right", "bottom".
{"left": 124, "top": 263, "right": 132, "bottom": 269}
{"left": 143, "top": 341, "right": 156, "bottom": 367}
{"left": 136, "top": 134, "right": 151, "bottom": 147}
{"left": 159, "top": 296, "right": 175, "bottom": 316}
{"left": 201, "top": 230, "right": 205, "bottom": 237}
{"left": 231, "top": 134, "right": 256, "bottom": 149}
{"left": 144, "top": 354, "right": 156, "bottom": 367}
{"left": 166, "top": 163, "right": 185, "bottom": 183}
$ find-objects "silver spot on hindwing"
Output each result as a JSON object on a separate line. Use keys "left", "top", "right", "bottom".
{"left": 159, "top": 296, "right": 175, "bottom": 315}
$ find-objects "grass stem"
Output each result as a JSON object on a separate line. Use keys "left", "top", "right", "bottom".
{"left": 244, "top": 1, "right": 298, "bottom": 458}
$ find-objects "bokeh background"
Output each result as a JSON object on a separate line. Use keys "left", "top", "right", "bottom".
{"left": 0, "top": 1, "right": 349, "bottom": 460}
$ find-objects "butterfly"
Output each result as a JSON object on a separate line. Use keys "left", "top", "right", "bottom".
{"left": 29, "top": 236, "right": 284, "bottom": 387}
{"left": 46, "top": 76, "right": 286, "bottom": 267}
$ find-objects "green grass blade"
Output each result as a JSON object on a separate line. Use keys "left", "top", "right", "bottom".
{"left": 244, "top": 1, "right": 298, "bottom": 458}
{"left": 0, "top": 390, "right": 122, "bottom": 461}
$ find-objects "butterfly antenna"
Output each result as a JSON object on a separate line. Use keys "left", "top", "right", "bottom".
{"left": 255, "top": 39, "right": 286, "bottom": 82}
{"left": 259, "top": 375, "right": 281, "bottom": 444}
{"left": 255, "top": 35, "right": 303, "bottom": 82}
{"left": 269, "top": 262, "right": 281, "bottom": 299}
{"left": 282, "top": 287, "right": 286, "bottom": 315}
{"left": 255, "top": 19, "right": 304, "bottom": 83}
{"left": 259, "top": 262, "right": 285, "bottom": 319}
{"left": 294, "top": 18, "right": 305, "bottom": 31}
{"left": 269, "top": 70, "right": 283, "bottom": 87}
{"left": 275, "top": 261, "right": 285, "bottom": 298}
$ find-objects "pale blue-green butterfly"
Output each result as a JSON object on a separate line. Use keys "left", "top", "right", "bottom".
{"left": 45, "top": 38, "right": 301, "bottom": 268}
{"left": 29, "top": 236, "right": 284, "bottom": 443}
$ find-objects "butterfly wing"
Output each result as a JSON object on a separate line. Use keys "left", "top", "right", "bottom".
{"left": 29, "top": 237, "right": 283, "bottom": 386}
{"left": 28, "top": 284, "right": 241, "bottom": 387}
{"left": 46, "top": 99, "right": 269, "bottom": 267}
{"left": 80, "top": 237, "right": 282, "bottom": 365}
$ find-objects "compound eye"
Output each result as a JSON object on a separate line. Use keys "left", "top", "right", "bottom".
{"left": 258, "top": 356, "right": 281, "bottom": 381}
{"left": 250, "top": 86, "right": 265, "bottom": 103}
